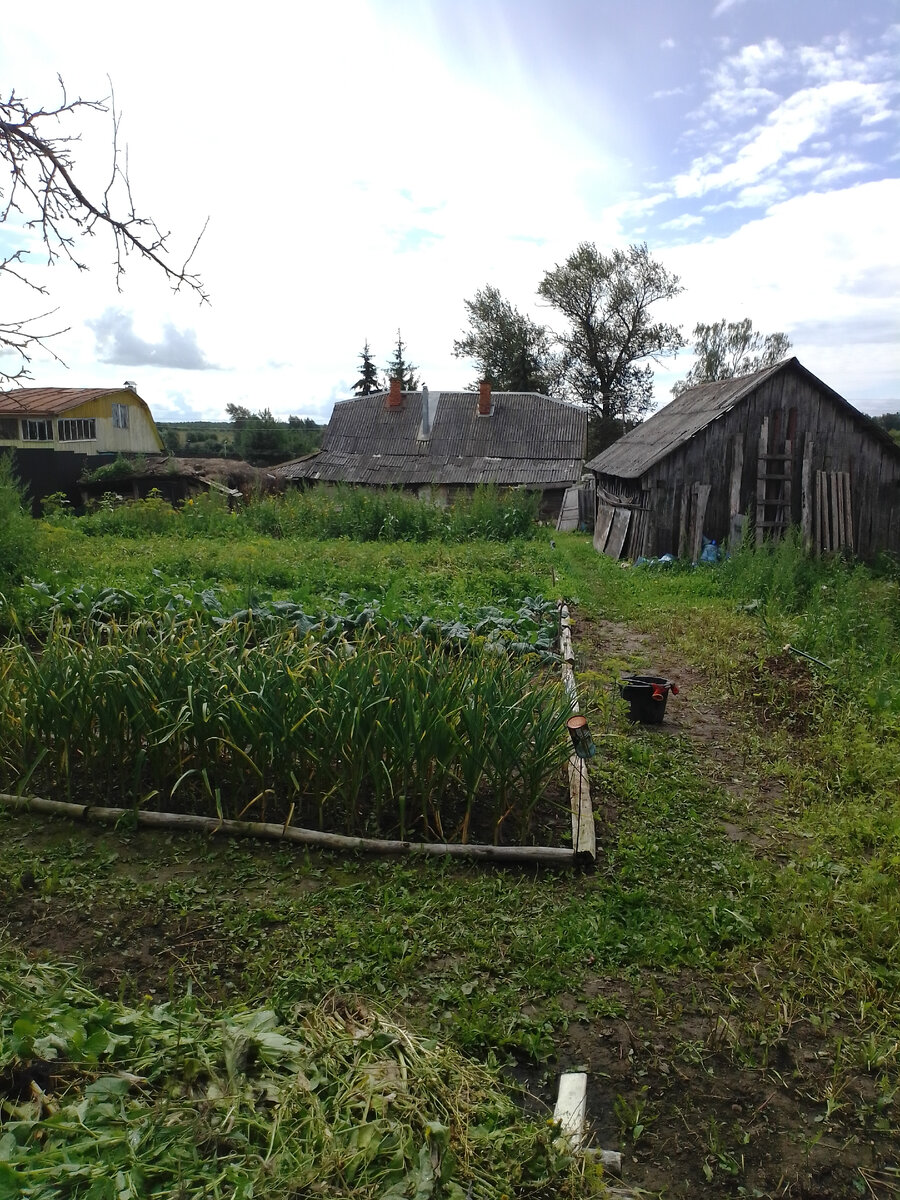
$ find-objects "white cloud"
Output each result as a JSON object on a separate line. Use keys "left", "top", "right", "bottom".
{"left": 659, "top": 214, "right": 705, "bottom": 230}
{"left": 662, "top": 180, "right": 900, "bottom": 399}
{"left": 87, "top": 309, "right": 219, "bottom": 370}
{"left": 674, "top": 79, "right": 891, "bottom": 200}
{"left": 712, "top": 0, "right": 751, "bottom": 16}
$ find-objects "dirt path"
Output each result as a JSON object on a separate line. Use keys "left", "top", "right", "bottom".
{"left": 558, "top": 615, "right": 897, "bottom": 1199}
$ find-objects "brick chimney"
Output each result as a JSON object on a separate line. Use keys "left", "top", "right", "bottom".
{"left": 387, "top": 377, "right": 403, "bottom": 408}
{"left": 478, "top": 381, "right": 492, "bottom": 416}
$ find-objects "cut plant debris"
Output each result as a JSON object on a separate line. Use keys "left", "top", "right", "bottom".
{"left": 0, "top": 947, "right": 599, "bottom": 1199}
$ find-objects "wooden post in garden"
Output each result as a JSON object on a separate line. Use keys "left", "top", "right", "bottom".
{"left": 559, "top": 604, "right": 596, "bottom": 864}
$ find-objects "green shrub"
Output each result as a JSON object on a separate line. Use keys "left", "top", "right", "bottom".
{"left": 0, "top": 454, "right": 38, "bottom": 589}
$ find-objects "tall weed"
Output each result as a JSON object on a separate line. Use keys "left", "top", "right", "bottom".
{"left": 0, "top": 454, "right": 39, "bottom": 589}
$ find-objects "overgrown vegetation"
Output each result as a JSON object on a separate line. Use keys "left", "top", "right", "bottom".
{"left": 44, "top": 485, "right": 541, "bottom": 544}
{"left": 0, "top": 456, "right": 38, "bottom": 591}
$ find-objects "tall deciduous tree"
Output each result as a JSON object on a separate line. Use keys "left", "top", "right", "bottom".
{"left": 385, "top": 329, "right": 419, "bottom": 391}
{"left": 672, "top": 319, "right": 792, "bottom": 395}
{"left": 352, "top": 339, "right": 382, "bottom": 396}
{"left": 452, "top": 285, "right": 558, "bottom": 392}
{"left": 537, "top": 242, "right": 684, "bottom": 446}
{"left": 1, "top": 80, "right": 207, "bottom": 383}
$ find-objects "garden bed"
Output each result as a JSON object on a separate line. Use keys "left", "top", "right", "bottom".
{"left": 0, "top": 598, "right": 577, "bottom": 852}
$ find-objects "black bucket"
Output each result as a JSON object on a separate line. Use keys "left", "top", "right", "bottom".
{"left": 619, "top": 675, "right": 678, "bottom": 724}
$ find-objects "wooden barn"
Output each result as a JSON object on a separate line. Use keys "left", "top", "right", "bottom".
{"left": 587, "top": 358, "right": 900, "bottom": 561}
{"left": 279, "top": 380, "right": 587, "bottom": 520}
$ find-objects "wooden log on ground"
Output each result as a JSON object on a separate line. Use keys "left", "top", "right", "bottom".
{"left": 0, "top": 795, "right": 576, "bottom": 866}
{"left": 567, "top": 755, "right": 596, "bottom": 864}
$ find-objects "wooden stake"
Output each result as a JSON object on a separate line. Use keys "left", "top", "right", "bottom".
{"left": 558, "top": 605, "right": 597, "bottom": 864}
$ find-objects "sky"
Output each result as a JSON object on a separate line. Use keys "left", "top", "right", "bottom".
{"left": 2, "top": 0, "right": 898, "bottom": 424}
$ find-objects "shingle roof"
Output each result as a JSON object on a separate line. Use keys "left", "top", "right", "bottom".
{"left": 0, "top": 387, "right": 131, "bottom": 416}
{"left": 586, "top": 358, "right": 899, "bottom": 478}
{"left": 280, "top": 390, "right": 587, "bottom": 488}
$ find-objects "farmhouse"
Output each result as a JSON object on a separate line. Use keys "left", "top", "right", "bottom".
{"left": 0, "top": 384, "right": 164, "bottom": 501}
{"left": 279, "top": 380, "right": 587, "bottom": 519}
{"left": 587, "top": 357, "right": 900, "bottom": 561}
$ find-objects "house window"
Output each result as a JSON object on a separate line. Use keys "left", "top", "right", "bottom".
{"left": 112, "top": 403, "right": 130, "bottom": 429}
{"left": 0, "top": 418, "right": 18, "bottom": 440}
{"left": 21, "top": 419, "right": 54, "bottom": 442}
{"left": 57, "top": 418, "right": 97, "bottom": 442}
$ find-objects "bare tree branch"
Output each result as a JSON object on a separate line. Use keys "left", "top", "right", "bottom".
{"left": 1, "top": 76, "right": 208, "bottom": 384}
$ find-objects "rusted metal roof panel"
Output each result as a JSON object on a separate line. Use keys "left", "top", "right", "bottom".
{"left": 0, "top": 387, "right": 131, "bottom": 416}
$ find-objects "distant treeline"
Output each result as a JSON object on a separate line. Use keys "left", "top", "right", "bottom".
{"left": 874, "top": 412, "right": 900, "bottom": 446}
{"left": 159, "top": 413, "right": 325, "bottom": 465}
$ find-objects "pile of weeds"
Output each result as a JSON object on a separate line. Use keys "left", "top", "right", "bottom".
{"left": 0, "top": 945, "right": 595, "bottom": 1199}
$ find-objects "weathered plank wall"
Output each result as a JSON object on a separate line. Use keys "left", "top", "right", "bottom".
{"left": 600, "top": 370, "right": 900, "bottom": 559}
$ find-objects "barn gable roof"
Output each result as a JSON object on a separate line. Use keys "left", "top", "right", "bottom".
{"left": 586, "top": 358, "right": 899, "bottom": 479}
{"left": 280, "top": 389, "right": 587, "bottom": 488}
{"left": 0, "top": 387, "right": 140, "bottom": 417}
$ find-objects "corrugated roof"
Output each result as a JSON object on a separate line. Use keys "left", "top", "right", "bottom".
{"left": 0, "top": 387, "right": 132, "bottom": 416}
{"left": 585, "top": 358, "right": 900, "bottom": 478}
{"left": 280, "top": 390, "right": 586, "bottom": 487}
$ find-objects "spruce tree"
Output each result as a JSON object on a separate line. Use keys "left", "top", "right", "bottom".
{"left": 385, "top": 329, "right": 420, "bottom": 391}
{"left": 352, "top": 339, "right": 382, "bottom": 396}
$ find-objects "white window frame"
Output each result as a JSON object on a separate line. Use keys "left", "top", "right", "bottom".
{"left": 21, "top": 419, "right": 54, "bottom": 442}
{"left": 112, "top": 403, "right": 130, "bottom": 429}
{"left": 57, "top": 418, "right": 97, "bottom": 442}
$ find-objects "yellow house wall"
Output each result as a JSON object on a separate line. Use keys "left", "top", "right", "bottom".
{"left": 0, "top": 389, "right": 163, "bottom": 455}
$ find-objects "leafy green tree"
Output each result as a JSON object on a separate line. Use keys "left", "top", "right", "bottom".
{"left": 672, "top": 319, "right": 792, "bottom": 396}
{"left": 873, "top": 412, "right": 900, "bottom": 432}
{"left": 226, "top": 405, "right": 321, "bottom": 465}
{"left": 353, "top": 340, "right": 382, "bottom": 395}
{"left": 538, "top": 242, "right": 684, "bottom": 450}
{"left": 452, "top": 285, "right": 558, "bottom": 392}
{"left": 385, "top": 330, "right": 420, "bottom": 391}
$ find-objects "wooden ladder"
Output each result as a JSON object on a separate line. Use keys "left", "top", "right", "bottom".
{"left": 755, "top": 416, "right": 792, "bottom": 545}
